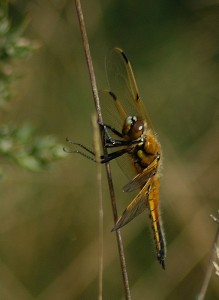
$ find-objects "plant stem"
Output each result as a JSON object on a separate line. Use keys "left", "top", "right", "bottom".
{"left": 74, "top": 1, "right": 131, "bottom": 299}
{"left": 197, "top": 214, "right": 219, "bottom": 300}
{"left": 92, "top": 113, "right": 103, "bottom": 300}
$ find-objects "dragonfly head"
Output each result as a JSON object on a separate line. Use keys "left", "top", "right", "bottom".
{"left": 122, "top": 116, "right": 144, "bottom": 141}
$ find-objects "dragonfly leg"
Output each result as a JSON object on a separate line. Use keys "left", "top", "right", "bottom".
{"left": 64, "top": 137, "right": 129, "bottom": 163}
{"left": 100, "top": 148, "right": 129, "bottom": 163}
{"left": 99, "top": 123, "right": 125, "bottom": 147}
{"left": 65, "top": 139, "right": 95, "bottom": 155}
{"left": 99, "top": 123, "right": 141, "bottom": 148}
{"left": 101, "top": 123, "right": 123, "bottom": 138}
{"left": 104, "top": 139, "right": 133, "bottom": 148}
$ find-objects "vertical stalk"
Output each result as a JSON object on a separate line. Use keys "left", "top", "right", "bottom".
{"left": 74, "top": 1, "right": 131, "bottom": 299}
{"left": 197, "top": 214, "right": 219, "bottom": 300}
{"left": 92, "top": 114, "right": 103, "bottom": 300}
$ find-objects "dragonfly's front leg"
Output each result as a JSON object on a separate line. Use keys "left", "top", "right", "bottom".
{"left": 99, "top": 122, "right": 137, "bottom": 148}
{"left": 100, "top": 123, "right": 123, "bottom": 139}
{"left": 99, "top": 122, "right": 124, "bottom": 147}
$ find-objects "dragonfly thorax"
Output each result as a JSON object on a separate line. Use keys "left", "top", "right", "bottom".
{"left": 122, "top": 116, "right": 144, "bottom": 141}
{"left": 134, "top": 132, "right": 161, "bottom": 170}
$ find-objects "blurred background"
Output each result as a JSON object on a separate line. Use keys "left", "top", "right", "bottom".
{"left": 0, "top": 0, "right": 219, "bottom": 299}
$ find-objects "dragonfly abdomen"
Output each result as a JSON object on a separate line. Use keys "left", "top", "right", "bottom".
{"left": 148, "top": 176, "right": 166, "bottom": 269}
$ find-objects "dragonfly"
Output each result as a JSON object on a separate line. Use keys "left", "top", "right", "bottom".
{"left": 67, "top": 48, "right": 166, "bottom": 269}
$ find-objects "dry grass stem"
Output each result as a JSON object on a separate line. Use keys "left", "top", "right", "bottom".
{"left": 197, "top": 212, "right": 219, "bottom": 300}
{"left": 74, "top": 1, "right": 131, "bottom": 299}
{"left": 92, "top": 113, "right": 103, "bottom": 300}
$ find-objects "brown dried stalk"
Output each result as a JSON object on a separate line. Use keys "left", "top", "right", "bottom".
{"left": 197, "top": 213, "right": 219, "bottom": 300}
{"left": 74, "top": 1, "right": 131, "bottom": 299}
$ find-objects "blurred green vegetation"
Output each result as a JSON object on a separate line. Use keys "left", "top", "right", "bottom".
{"left": 0, "top": 1, "right": 218, "bottom": 299}
{"left": 0, "top": 3, "right": 65, "bottom": 172}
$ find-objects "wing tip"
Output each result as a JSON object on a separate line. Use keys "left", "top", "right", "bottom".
{"left": 111, "top": 218, "right": 124, "bottom": 232}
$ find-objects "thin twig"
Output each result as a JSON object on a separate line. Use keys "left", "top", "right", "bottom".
{"left": 92, "top": 113, "right": 103, "bottom": 300}
{"left": 197, "top": 213, "right": 219, "bottom": 300}
{"left": 74, "top": 1, "right": 131, "bottom": 299}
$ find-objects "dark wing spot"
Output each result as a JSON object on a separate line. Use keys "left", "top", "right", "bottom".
{"left": 121, "top": 51, "right": 129, "bottom": 64}
{"left": 109, "top": 91, "right": 117, "bottom": 101}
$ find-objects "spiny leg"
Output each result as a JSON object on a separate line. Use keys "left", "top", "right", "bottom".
{"left": 64, "top": 138, "right": 130, "bottom": 163}
{"left": 99, "top": 122, "right": 123, "bottom": 139}
{"left": 99, "top": 123, "right": 142, "bottom": 148}
{"left": 99, "top": 123, "right": 131, "bottom": 148}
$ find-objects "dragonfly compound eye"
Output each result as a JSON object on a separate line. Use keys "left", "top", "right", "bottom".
{"left": 132, "top": 119, "right": 144, "bottom": 134}
{"left": 130, "top": 118, "right": 144, "bottom": 140}
{"left": 122, "top": 116, "right": 144, "bottom": 140}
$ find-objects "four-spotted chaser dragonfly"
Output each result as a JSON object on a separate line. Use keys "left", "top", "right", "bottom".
{"left": 67, "top": 48, "right": 166, "bottom": 269}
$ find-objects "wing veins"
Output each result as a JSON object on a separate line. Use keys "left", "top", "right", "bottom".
{"left": 123, "top": 158, "right": 159, "bottom": 192}
{"left": 112, "top": 178, "right": 152, "bottom": 230}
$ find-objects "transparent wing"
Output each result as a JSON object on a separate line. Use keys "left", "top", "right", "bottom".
{"left": 112, "top": 178, "right": 152, "bottom": 230}
{"left": 99, "top": 90, "right": 137, "bottom": 179}
{"left": 99, "top": 90, "right": 126, "bottom": 139}
{"left": 106, "top": 48, "right": 154, "bottom": 131}
{"left": 99, "top": 49, "right": 156, "bottom": 180}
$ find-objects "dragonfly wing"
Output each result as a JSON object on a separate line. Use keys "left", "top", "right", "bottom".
{"left": 106, "top": 48, "right": 154, "bottom": 131}
{"left": 99, "top": 90, "right": 138, "bottom": 179}
{"left": 112, "top": 178, "right": 152, "bottom": 231}
{"left": 123, "top": 157, "right": 159, "bottom": 192}
{"left": 105, "top": 49, "right": 137, "bottom": 119}
{"left": 99, "top": 90, "right": 125, "bottom": 138}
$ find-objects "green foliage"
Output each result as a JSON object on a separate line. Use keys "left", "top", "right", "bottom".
{"left": 0, "top": 4, "right": 38, "bottom": 106}
{"left": 0, "top": 3, "right": 66, "bottom": 172}
{"left": 0, "top": 124, "right": 66, "bottom": 172}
